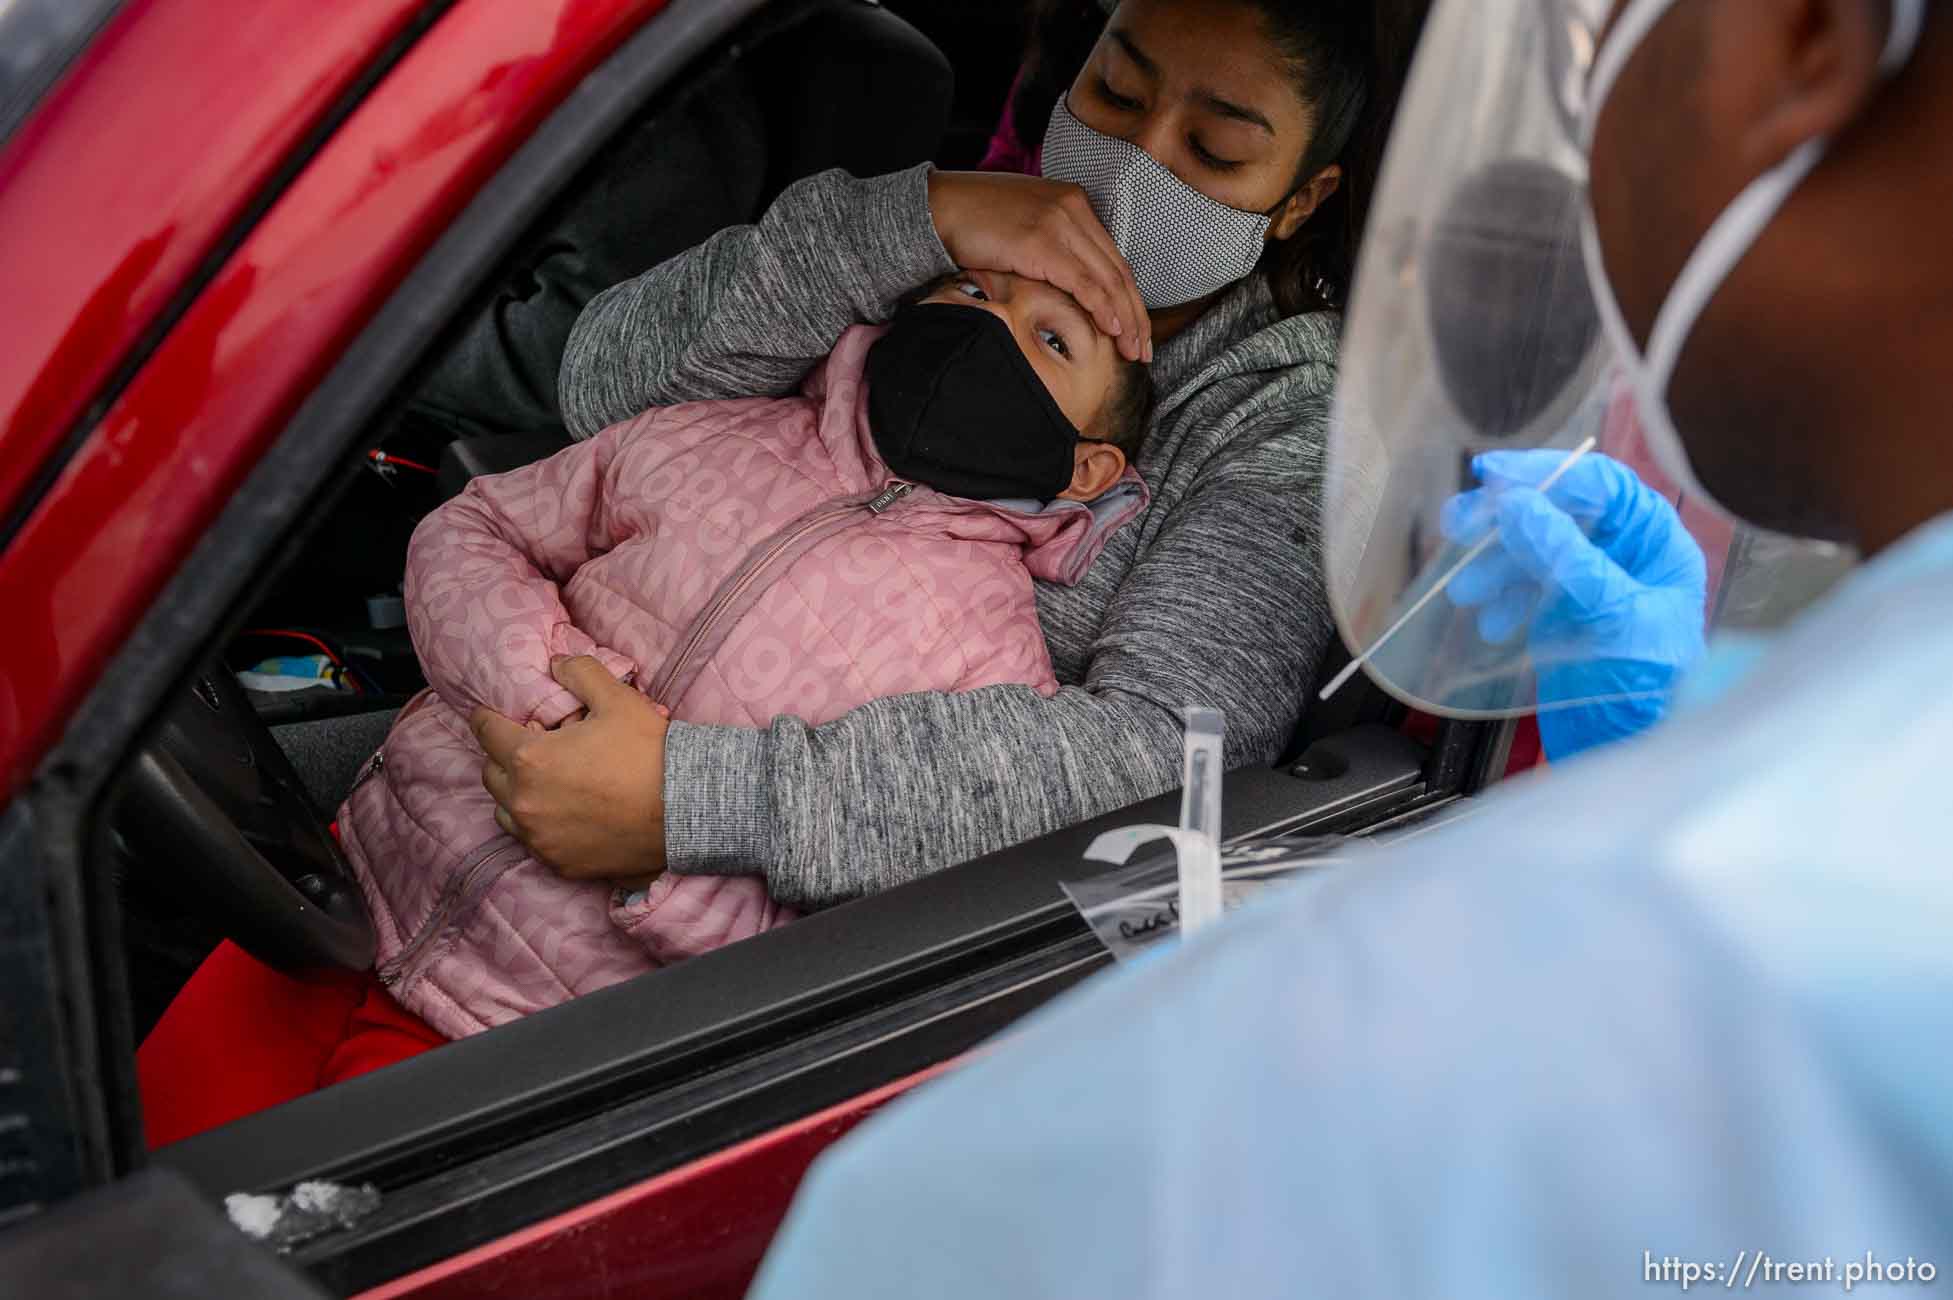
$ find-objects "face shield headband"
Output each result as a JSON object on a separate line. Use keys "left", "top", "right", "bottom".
{"left": 1576, "top": 0, "right": 1928, "bottom": 510}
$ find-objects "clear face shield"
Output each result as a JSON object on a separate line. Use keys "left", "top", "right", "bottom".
{"left": 1322, "top": 0, "right": 1926, "bottom": 724}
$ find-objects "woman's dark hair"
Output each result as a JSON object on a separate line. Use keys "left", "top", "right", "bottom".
{"left": 1011, "top": 0, "right": 1112, "bottom": 152}
{"left": 1012, "top": 0, "right": 1432, "bottom": 317}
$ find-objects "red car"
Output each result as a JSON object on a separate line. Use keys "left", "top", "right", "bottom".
{"left": 0, "top": 2, "right": 1507, "bottom": 1294}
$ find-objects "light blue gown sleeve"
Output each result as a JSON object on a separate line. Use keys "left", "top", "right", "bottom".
{"left": 748, "top": 517, "right": 1953, "bottom": 1298}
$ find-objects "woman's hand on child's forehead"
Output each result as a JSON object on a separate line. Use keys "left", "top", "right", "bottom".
{"left": 923, "top": 171, "right": 1152, "bottom": 362}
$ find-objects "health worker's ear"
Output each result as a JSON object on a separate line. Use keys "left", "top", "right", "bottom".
{"left": 1057, "top": 439, "right": 1128, "bottom": 502}
{"left": 1721, "top": 0, "right": 1893, "bottom": 172}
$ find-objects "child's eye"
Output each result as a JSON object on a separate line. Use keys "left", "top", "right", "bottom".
{"left": 1095, "top": 76, "right": 1142, "bottom": 113}
{"left": 1038, "top": 327, "right": 1071, "bottom": 359}
{"left": 954, "top": 278, "right": 989, "bottom": 301}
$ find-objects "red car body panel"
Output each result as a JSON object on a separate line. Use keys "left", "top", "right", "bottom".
{"left": 0, "top": 0, "right": 430, "bottom": 532}
{"left": 355, "top": 1065, "right": 951, "bottom": 1300}
{"left": 0, "top": 0, "right": 670, "bottom": 800}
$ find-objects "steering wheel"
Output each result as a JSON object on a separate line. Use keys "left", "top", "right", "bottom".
{"left": 117, "top": 666, "right": 376, "bottom": 971}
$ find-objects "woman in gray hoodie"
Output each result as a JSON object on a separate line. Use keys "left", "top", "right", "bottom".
{"left": 475, "top": 0, "right": 1424, "bottom": 911}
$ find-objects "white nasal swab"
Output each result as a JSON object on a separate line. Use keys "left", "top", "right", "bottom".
{"left": 1319, "top": 436, "right": 1599, "bottom": 703}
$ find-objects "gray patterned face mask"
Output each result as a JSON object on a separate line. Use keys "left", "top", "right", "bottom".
{"left": 1041, "top": 95, "right": 1277, "bottom": 310}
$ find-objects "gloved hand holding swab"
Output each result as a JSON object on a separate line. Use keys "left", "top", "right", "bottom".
{"left": 1319, "top": 436, "right": 1598, "bottom": 703}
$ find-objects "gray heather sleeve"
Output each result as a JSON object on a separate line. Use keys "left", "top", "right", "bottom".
{"left": 558, "top": 163, "right": 954, "bottom": 436}
{"left": 661, "top": 408, "right": 1333, "bottom": 910}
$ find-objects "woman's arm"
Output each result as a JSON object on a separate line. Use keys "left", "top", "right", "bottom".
{"left": 662, "top": 416, "right": 1332, "bottom": 908}
{"left": 558, "top": 164, "right": 1154, "bottom": 437}
{"left": 557, "top": 165, "right": 953, "bottom": 436}
{"left": 407, "top": 425, "right": 638, "bottom": 726}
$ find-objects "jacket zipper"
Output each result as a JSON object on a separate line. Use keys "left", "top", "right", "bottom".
{"left": 367, "top": 690, "right": 529, "bottom": 990}
{"left": 378, "top": 836, "right": 527, "bottom": 991}
{"left": 377, "top": 486, "right": 916, "bottom": 992}
{"left": 863, "top": 481, "right": 914, "bottom": 514}
{"left": 349, "top": 687, "right": 438, "bottom": 794}
{"left": 644, "top": 481, "right": 914, "bottom": 709}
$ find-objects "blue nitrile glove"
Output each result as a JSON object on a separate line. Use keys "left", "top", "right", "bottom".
{"left": 1440, "top": 450, "right": 1708, "bottom": 760}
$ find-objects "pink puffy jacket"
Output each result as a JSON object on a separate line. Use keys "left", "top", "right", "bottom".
{"left": 337, "top": 324, "right": 1144, "bottom": 1039}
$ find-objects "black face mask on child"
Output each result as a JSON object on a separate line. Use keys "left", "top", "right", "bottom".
{"left": 865, "top": 303, "right": 1082, "bottom": 501}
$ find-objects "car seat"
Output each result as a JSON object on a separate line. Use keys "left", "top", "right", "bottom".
{"left": 425, "top": 0, "right": 953, "bottom": 493}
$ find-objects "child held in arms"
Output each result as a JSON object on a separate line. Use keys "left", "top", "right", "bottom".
{"left": 339, "top": 270, "right": 1154, "bottom": 1038}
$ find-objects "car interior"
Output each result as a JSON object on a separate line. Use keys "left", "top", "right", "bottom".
{"left": 47, "top": 0, "right": 1509, "bottom": 1288}
{"left": 114, "top": 0, "right": 975, "bottom": 1040}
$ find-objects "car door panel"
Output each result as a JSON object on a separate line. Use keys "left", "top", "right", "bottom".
{"left": 0, "top": 0, "right": 687, "bottom": 802}
{"left": 0, "top": 0, "right": 446, "bottom": 538}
